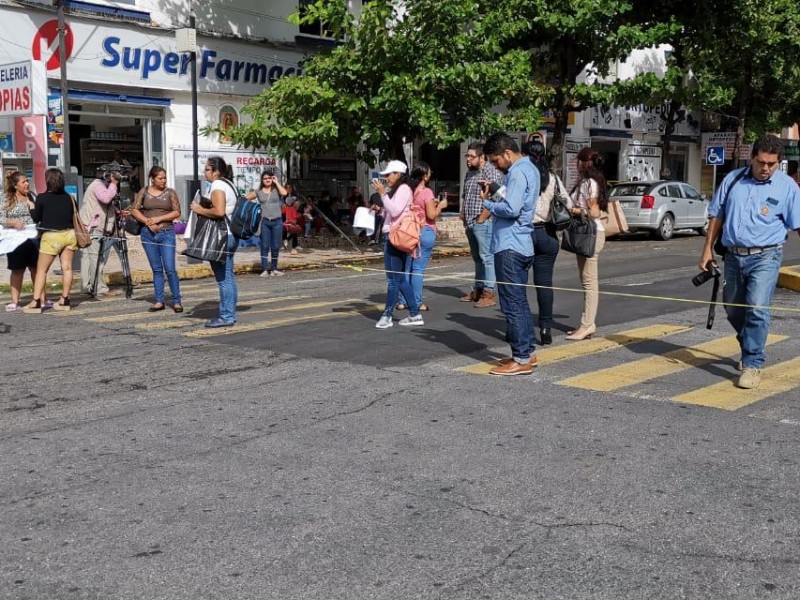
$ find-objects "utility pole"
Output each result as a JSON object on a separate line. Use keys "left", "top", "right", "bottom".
{"left": 57, "top": 0, "right": 70, "bottom": 171}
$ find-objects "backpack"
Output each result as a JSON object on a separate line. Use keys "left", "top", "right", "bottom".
{"left": 225, "top": 180, "right": 262, "bottom": 240}
{"left": 389, "top": 191, "right": 424, "bottom": 256}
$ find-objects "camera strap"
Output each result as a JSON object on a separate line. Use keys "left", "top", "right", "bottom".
{"left": 706, "top": 272, "right": 721, "bottom": 329}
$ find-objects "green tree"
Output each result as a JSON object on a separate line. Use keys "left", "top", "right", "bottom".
{"left": 217, "top": 0, "right": 548, "bottom": 162}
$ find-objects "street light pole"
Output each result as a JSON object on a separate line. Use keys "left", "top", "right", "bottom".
{"left": 189, "top": 12, "right": 199, "bottom": 190}
{"left": 57, "top": 0, "right": 70, "bottom": 171}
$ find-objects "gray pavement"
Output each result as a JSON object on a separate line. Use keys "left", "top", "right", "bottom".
{"left": 2, "top": 234, "right": 800, "bottom": 600}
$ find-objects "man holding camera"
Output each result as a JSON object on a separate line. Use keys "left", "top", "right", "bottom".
{"left": 480, "top": 133, "right": 538, "bottom": 376}
{"left": 460, "top": 142, "right": 504, "bottom": 308}
{"left": 80, "top": 170, "right": 121, "bottom": 297}
{"left": 699, "top": 134, "right": 800, "bottom": 389}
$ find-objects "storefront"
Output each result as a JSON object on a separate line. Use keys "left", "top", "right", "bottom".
{"left": 0, "top": 4, "right": 306, "bottom": 210}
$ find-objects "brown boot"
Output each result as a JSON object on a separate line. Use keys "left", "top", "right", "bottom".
{"left": 474, "top": 290, "right": 496, "bottom": 308}
{"left": 459, "top": 290, "right": 480, "bottom": 302}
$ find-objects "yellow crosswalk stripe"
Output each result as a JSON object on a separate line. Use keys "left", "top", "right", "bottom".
{"left": 86, "top": 295, "right": 310, "bottom": 323}
{"left": 457, "top": 324, "right": 691, "bottom": 374}
{"left": 135, "top": 298, "right": 369, "bottom": 332}
{"left": 673, "top": 356, "right": 800, "bottom": 410}
{"left": 183, "top": 302, "right": 382, "bottom": 338}
{"left": 559, "top": 334, "right": 788, "bottom": 392}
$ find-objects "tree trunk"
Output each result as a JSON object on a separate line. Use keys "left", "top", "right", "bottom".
{"left": 550, "top": 107, "right": 570, "bottom": 179}
{"left": 660, "top": 99, "right": 681, "bottom": 179}
{"left": 732, "top": 63, "right": 752, "bottom": 168}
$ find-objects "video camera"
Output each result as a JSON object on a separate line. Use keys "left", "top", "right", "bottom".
{"left": 692, "top": 260, "right": 721, "bottom": 287}
{"left": 97, "top": 163, "right": 132, "bottom": 183}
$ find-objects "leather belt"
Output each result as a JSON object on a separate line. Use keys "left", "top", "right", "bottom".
{"left": 727, "top": 244, "right": 780, "bottom": 256}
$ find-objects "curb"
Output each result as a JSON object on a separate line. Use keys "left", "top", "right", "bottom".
{"left": 778, "top": 266, "right": 800, "bottom": 292}
{"left": 105, "top": 243, "right": 471, "bottom": 286}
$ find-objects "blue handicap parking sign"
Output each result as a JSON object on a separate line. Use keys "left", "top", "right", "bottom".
{"left": 706, "top": 146, "right": 725, "bottom": 166}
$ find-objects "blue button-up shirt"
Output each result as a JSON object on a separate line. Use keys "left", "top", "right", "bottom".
{"left": 710, "top": 167, "right": 800, "bottom": 247}
{"left": 483, "top": 156, "right": 537, "bottom": 256}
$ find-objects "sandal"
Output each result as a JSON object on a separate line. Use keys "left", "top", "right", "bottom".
{"left": 148, "top": 303, "right": 166, "bottom": 312}
{"left": 419, "top": 304, "right": 430, "bottom": 312}
{"left": 22, "top": 299, "right": 43, "bottom": 314}
{"left": 53, "top": 296, "right": 71, "bottom": 312}
{"left": 5, "top": 302, "right": 20, "bottom": 312}
{"left": 172, "top": 304, "right": 184, "bottom": 314}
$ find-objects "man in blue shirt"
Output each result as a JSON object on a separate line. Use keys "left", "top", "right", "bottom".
{"left": 480, "top": 133, "right": 538, "bottom": 376}
{"left": 699, "top": 134, "right": 800, "bottom": 389}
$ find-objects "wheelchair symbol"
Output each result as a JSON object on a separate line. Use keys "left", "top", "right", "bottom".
{"left": 706, "top": 146, "right": 725, "bottom": 166}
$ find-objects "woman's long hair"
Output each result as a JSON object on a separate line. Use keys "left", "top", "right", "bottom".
{"left": 526, "top": 141, "right": 551, "bottom": 192}
{"left": 572, "top": 148, "right": 608, "bottom": 211}
{"left": 45, "top": 168, "right": 66, "bottom": 194}
{"left": 4, "top": 171, "right": 25, "bottom": 209}
{"left": 408, "top": 162, "right": 431, "bottom": 193}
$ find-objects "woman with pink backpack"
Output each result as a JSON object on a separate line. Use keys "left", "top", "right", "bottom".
{"left": 397, "top": 162, "right": 448, "bottom": 312}
{"left": 371, "top": 160, "right": 424, "bottom": 329}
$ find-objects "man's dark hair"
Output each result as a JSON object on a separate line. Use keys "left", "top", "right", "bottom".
{"left": 751, "top": 134, "right": 783, "bottom": 158}
{"left": 483, "top": 133, "right": 519, "bottom": 157}
{"left": 467, "top": 142, "right": 484, "bottom": 156}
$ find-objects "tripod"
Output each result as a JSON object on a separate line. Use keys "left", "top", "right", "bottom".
{"left": 90, "top": 196, "right": 134, "bottom": 299}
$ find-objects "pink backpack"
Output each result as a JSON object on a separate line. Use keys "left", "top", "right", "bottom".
{"left": 389, "top": 195, "right": 424, "bottom": 256}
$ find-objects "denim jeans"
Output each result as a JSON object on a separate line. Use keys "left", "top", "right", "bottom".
{"left": 259, "top": 218, "right": 283, "bottom": 272}
{"left": 531, "top": 224, "right": 560, "bottom": 328}
{"left": 465, "top": 221, "right": 495, "bottom": 291}
{"left": 209, "top": 233, "right": 239, "bottom": 323}
{"left": 723, "top": 246, "right": 783, "bottom": 369}
{"left": 383, "top": 239, "right": 419, "bottom": 317}
{"left": 400, "top": 225, "right": 436, "bottom": 307}
{"left": 494, "top": 249, "right": 535, "bottom": 363}
{"left": 141, "top": 227, "right": 181, "bottom": 305}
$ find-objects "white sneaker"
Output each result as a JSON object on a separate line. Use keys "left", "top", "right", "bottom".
{"left": 375, "top": 315, "right": 393, "bottom": 329}
{"left": 272, "top": 270, "right": 285, "bottom": 276}
{"left": 398, "top": 315, "right": 424, "bottom": 326}
{"left": 260, "top": 271, "right": 270, "bottom": 278}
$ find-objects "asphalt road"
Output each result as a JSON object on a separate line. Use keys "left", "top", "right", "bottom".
{"left": 2, "top": 232, "right": 800, "bottom": 600}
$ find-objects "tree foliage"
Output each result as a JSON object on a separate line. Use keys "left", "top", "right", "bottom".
{"left": 213, "top": 0, "right": 800, "bottom": 170}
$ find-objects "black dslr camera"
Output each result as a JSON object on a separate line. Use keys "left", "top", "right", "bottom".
{"left": 692, "top": 260, "right": 721, "bottom": 286}
{"left": 98, "top": 163, "right": 131, "bottom": 183}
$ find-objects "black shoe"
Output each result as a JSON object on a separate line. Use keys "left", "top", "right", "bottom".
{"left": 148, "top": 303, "right": 166, "bottom": 312}
{"left": 540, "top": 327, "right": 552, "bottom": 346}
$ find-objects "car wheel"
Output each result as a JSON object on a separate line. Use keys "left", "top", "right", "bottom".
{"left": 653, "top": 213, "right": 674, "bottom": 241}
{"left": 696, "top": 220, "right": 709, "bottom": 237}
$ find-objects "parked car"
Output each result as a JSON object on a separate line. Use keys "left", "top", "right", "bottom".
{"left": 609, "top": 180, "right": 708, "bottom": 241}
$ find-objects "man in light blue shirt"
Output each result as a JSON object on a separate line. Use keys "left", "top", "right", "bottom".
{"left": 479, "top": 133, "right": 538, "bottom": 376}
{"left": 699, "top": 134, "right": 800, "bottom": 389}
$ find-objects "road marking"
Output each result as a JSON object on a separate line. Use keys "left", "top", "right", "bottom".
{"left": 673, "top": 356, "right": 800, "bottom": 410}
{"left": 86, "top": 295, "right": 310, "bottom": 323}
{"left": 559, "top": 334, "right": 788, "bottom": 392}
{"left": 457, "top": 324, "right": 691, "bottom": 374}
{"left": 183, "top": 303, "right": 383, "bottom": 338}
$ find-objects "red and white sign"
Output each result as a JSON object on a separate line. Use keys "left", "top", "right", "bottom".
{"left": 31, "top": 19, "right": 74, "bottom": 71}
{"left": 0, "top": 60, "right": 47, "bottom": 117}
{"left": 14, "top": 116, "right": 47, "bottom": 193}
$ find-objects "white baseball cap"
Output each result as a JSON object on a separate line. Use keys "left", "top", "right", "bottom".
{"left": 378, "top": 160, "right": 408, "bottom": 175}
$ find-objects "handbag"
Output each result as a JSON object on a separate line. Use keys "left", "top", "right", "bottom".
{"left": 123, "top": 216, "right": 142, "bottom": 236}
{"left": 549, "top": 175, "right": 571, "bottom": 231}
{"left": 181, "top": 213, "right": 229, "bottom": 262}
{"left": 70, "top": 197, "right": 91, "bottom": 248}
{"left": 560, "top": 214, "right": 597, "bottom": 257}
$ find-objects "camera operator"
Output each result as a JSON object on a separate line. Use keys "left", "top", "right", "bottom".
{"left": 79, "top": 167, "right": 122, "bottom": 298}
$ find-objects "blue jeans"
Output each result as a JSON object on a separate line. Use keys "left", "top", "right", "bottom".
{"left": 141, "top": 227, "right": 181, "bottom": 305}
{"left": 531, "top": 224, "right": 560, "bottom": 328}
{"left": 400, "top": 226, "right": 436, "bottom": 306}
{"left": 723, "top": 246, "right": 783, "bottom": 369}
{"left": 466, "top": 221, "right": 495, "bottom": 291}
{"left": 209, "top": 234, "right": 239, "bottom": 323}
{"left": 495, "top": 249, "right": 535, "bottom": 363}
{"left": 259, "top": 218, "right": 283, "bottom": 272}
{"left": 383, "top": 239, "right": 419, "bottom": 317}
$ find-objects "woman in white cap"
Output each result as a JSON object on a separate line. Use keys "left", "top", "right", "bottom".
{"left": 371, "top": 160, "right": 423, "bottom": 329}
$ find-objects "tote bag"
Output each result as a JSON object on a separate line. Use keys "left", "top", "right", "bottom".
{"left": 182, "top": 214, "right": 229, "bottom": 262}
{"left": 560, "top": 215, "right": 597, "bottom": 258}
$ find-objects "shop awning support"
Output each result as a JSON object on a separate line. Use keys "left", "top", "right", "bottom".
{"left": 57, "top": 0, "right": 71, "bottom": 172}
